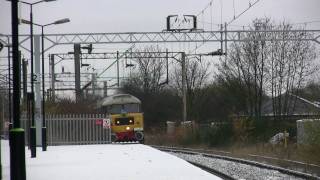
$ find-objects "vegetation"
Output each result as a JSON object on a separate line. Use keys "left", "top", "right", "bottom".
{"left": 120, "top": 19, "right": 319, "bottom": 164}
{"left": 1, "top": 18, "right": 318, "bottom": 163}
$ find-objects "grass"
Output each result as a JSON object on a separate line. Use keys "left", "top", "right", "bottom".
{"left": 145, "top": 128, "right": 320, "bottom": 166}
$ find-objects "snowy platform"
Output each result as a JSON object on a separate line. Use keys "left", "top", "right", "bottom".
{"left": 1, "top": 141, "right": 220, "bottom": 180}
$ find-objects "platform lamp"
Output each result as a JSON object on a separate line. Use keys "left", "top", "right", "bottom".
{"left": 20, "top": 18, "right": 70, "bottom": 151}
{"left": 13, "top": 0, "right": 57, "bottom": 158}
{"left": 8, "top": 0, "right": 26, "bottom": 179}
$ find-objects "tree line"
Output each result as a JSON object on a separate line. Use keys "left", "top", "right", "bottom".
{"left": 121, "top": 18, "right": 319, "bottom": 127}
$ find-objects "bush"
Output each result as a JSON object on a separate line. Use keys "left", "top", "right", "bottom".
{"left": 177, "top": 127, "right": 201, "bottom": 146}
{"left": 167, "top": 122, "right": 234, "bottom": 147}
{"left": 233, "top": 117, "right": 255, "bottom": 143}
{"left": 198, "top": 123, "right": 233, "bottom": 146}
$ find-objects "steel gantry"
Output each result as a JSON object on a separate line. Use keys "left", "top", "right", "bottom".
{"left": 50, "top": 51, "right": 181, "bottom": 60}
{"left": 49, "top": 51, "right": 183, "bottom": 101}
{"left": 1, "top": 30, "right": 319, "bottom": 52}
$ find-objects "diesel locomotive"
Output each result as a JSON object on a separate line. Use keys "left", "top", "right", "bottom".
{"left": 100, "top": 94, "right": 144, "bottom": 143}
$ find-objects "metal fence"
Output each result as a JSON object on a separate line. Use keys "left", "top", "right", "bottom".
{"left": 21, "top": 114, "right": 111, "bottom": 146}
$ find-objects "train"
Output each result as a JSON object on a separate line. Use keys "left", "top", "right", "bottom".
{"left": 100, "top": 93, "right": 144, "bottom": 143}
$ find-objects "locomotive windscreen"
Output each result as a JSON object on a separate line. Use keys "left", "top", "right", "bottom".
{"left": 115, "top": 117, "right": 134, "bottom": 126}
{"left": 107, "top": 104, "right": 140, "bottom": 114}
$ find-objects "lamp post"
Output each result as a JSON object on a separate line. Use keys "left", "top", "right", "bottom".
{"left": 19, "top": 0, "right": 56, "bottom": 158}
{"left": 21, "top": 18, "right": 70, "bottom": 151}
{"left": 9, "top": 0, "right": 26, "bottom": 179}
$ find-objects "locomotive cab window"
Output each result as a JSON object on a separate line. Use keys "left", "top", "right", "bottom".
{"left": 107, "top": 104, "right": 140, "bottom": 114}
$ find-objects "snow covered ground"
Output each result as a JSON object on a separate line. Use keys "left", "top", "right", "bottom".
{"left": 1, "top": 141, "right": 220, "bottom": 180}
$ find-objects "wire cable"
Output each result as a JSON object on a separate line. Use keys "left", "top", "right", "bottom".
{"left": 189, "top": 0, "right": 261, "bottom": 54}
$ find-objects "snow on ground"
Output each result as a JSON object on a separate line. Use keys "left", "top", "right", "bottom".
{"left": 1, "top": 141, "right": 220, "bottom": 180}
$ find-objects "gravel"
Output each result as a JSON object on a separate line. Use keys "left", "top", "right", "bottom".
{"left": 170, "top": 152, "right": 306, "bottom": 180}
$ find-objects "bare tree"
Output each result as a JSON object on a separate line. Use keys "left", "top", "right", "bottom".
{"left": 124, "top": 45, "right": 167, "bottom": 94}
{"left": 172, "top": 57, "right": 211, "bottom": 121}
{"left": 121, "top": 46, "right": 181, "bottom": 126}
{"left": 267, "top": 22, "right": 318, "bottom": 118}
{"left": 218, "top": 18, "right": 318, "bottom": 119}
{"left": 218, "top": 19, "right": 272, "bottom": 118}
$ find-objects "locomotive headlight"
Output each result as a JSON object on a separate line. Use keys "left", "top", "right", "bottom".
{"left": 126, "top": 126, "right": 130, "bottom": 131}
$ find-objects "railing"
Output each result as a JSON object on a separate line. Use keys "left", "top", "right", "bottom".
{"left": 21, "top": 114, "right": 111, "bottom": 146}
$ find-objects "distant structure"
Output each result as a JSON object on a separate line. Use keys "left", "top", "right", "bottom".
{"left": 261, "top": 93, "right": 320, "bottom": 117}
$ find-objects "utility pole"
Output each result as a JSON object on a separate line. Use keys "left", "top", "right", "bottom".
{"left": 117, "top": 51, "right": 119, "bottom": 87}
{"left": 103, "top": 81, "right": 108, "bottom": 97}
{"left": 28, "top": 3, "right": 36, "bottom": 159}
{"left": 91, "top": 73, "right": 96, "bottom": 96}
{"left": 220, "top": 24, "right": 223, "bottom": 53}
{"left": 33, "top": 35, "right": 41, "bottom": 151}
{"left": 74, "top": 43, "right": 82, "bottom": 102}
{"left": 50, "top": 54, "right": 55, "bottom": 102}
{"left": 181, "top": 52, "right": 187, "bottom": 122}
{"left": 224, "top": 22, "right": 228, "bottom": 57}
{"left": 22, "top": 59, "right": 28, "bottom": 100}
{"left": 41, "top": 26, "right": 47, "bottom": 151}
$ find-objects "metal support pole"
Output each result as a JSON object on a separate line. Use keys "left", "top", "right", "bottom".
{"left": 117, "top": 51, "right": 119, "bottom": 87}
{"left": 30, "top": 6, "right": 34, "bottom": 95}
{"left": 220, "top": 24, "right": 223, "bottom": 53}
{"left": 18, "top": 51, "right": 22, "bottom": 97}
{"left": 28, "top": 5, "right": 36, "bottom": 158}
{"left": 165, "top": 49, "right": 169, "bottom": 84}
{"left": 41, "top": 26, "right": 47, "bottom": 151}
{"left": 181, "top": 52, "right": 187, "bottom": 122}
{"left": 225, "top": 22, "right": 228, "bottom": 57}
{"left": 9, "top": 0, "right": 26, "bottom": 179}
{"left": 7, "top": 37, "right": 12, "bottom": 126}
{"left": 26, "top": 93, "right": 33, "bottom": 148}
{"left": 92, "top": 73, "right": 96, "bottom": 96}
{"left": 22, "top": 59, "right": 27, "bottom": 100}
{"left": 103, "top": 81, "right": 108, "bottom": 97}
{"left": 74, "top": 43, "right": 81, "bottom": 102}
{"left": 50, "top": 54, "right": 55, "bottom": 102}
{"left": 32, "top": 35, "right": 42, "bottom": 154}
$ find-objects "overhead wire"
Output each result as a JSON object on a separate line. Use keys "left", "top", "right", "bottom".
{"left": 233, "top": 0, "right": 236, "bottom": 20}
{"left": 210, "top": 1, "right": 213, "bottom": 31}
{"left": 227, "top": 0, "right": 260, "bottom": 26}
{"left": 189, "top": 0, "right": 261, "bottom": 54}
{"left": 220, "top": 0, "right": 223, "bottom": 25}
{"left": 199, "top": 19, "right": 320, "bottom": 29}
{"left": 196, "top": 0, "right": 214, "bottom": 17}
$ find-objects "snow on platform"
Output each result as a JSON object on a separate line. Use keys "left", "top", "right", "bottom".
{"left": 1, "top": 141, "right": 220, "bottom": 180}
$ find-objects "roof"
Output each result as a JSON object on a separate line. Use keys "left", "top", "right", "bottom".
{"left": 101, "top": 94, "right": 141, "bottom": 106}
{"left": 261, "top": 93, "right": 320, "bottom": 115}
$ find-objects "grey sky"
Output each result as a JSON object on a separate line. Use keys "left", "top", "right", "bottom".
{"left": 1, "top": 0, "right": 320, "bottom": 35}
{"left": 1, "top": 0, "right": 320, "bottom": 96}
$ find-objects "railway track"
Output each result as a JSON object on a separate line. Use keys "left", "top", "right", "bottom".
{"left": 152, "top": 145, "right": 319, "bottom": 180}
{"left": 187, "top": 161, "right": 236, "bottom": 180}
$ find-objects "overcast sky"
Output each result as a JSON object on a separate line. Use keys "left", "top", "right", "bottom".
{"left": 1, "top": 0, "right": 320, "bottom": 34}
{"left": 1, "top": 0, "right": 320, "bottom": 96}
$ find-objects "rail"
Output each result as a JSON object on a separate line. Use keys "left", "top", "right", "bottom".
{"left": 153, "top": 145, "right": 319, "bottom": 180}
